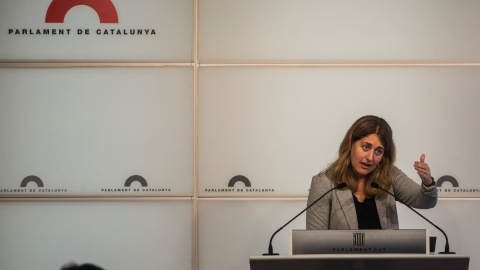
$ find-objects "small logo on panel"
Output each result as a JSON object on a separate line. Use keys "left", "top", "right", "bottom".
{"left": 124, "top": 175, "right": 148, "bottom": 187}
{"left": 204, "top": 175, "right": 275, "bottom": 194}
{"left": 101, "top": 175, "right": 171, "bottom": 194}
{"left": 227, "top": 175, "right": 251, "bottom": 188}
{"left": 353, "top": 232, "right": 366, "bottom": 247}
{"left": 45, "top": 0, "right": 119, "bottom": 23}
{"left": 436, "top": 175, "right": 480, "bottom": 194}
{"left": 20, "top": 175, "right": 44, "bottom": 187}
{"left": 436, "top": 175, "right": 459, "bottom": 188}
{"left": 0, "top": 175, "right": 67, "bottom": 195}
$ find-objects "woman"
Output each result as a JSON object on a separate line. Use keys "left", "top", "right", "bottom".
{"left": 306, "top": 115, "right": 437, "bottom": 230}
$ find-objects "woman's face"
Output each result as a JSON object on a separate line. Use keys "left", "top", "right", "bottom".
{"left": 350, "top": 134, "right": 384, "bottom": 179}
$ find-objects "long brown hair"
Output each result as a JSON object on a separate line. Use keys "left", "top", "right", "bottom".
{"left": 327, "top": 115, "right": 396, "bottom": 198}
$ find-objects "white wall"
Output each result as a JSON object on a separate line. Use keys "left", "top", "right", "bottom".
{"left": 1, "top": 0, "right": 479, "bottom": 269}
{"left": 0, "top": 199, "right": 193, "bottom": 269}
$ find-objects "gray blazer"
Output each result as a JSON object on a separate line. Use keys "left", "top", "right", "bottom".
{"left": 306, "top": 166, "right": 438, "bottom": 230}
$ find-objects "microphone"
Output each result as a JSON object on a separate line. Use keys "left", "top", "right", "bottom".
{"left": 371, "top": 182, "right": 455, "bottom": 254}
{"left": 263, "top": 182, "right": 347, "bottom": 256}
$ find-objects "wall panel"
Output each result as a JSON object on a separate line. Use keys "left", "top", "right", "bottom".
{"left": 199, "top": 0, "right": 480, "bottom": 63}
{"left": 0, "top": 200, "right": 193, "bottom": 270}
{"left": 198, "top": 67, "right": 480, "bottom": 198}
{"left": 0, "top": 0, "right": 193, "bottom": 61}
{"left": 0, "top": 67, "right": 194, "bottom": 197}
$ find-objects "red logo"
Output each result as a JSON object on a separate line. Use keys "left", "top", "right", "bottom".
{"left": 45, "top": 0, "right": 119, "bottom": 23}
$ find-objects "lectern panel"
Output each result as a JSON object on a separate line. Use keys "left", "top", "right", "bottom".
{"left": 250, "top": 254, "right": 469, "bottom": 270}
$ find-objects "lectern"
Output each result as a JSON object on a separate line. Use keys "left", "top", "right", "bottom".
{"left": 250, "top": 254, "right": 470, "bottom": 270}
{"left": 250, "top": 230, "right": 469, "bottom": 270}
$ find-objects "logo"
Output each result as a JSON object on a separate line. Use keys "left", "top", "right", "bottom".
{"left": 353, "top": 232, "right": 365, "bottom": 247}
{"left": 20, "top": 175, "right": 44, "bottom": 187}
{"left": 7, "top": 0, "right": 157, "bottom": 37}
{"left": 0, "top": 175, "right": 67, "bottom": 194}
{"left": 125, "top": 175, "right": 148, "bottom": 187}
{"left": 436, "top": 175, "right": 459, "bottom": 188}
{"left": 101, "top": 175, "right": 171, "bottom": 193}
{"left": 204, "top": 175, "right": 275, "bottom": 194}
{"left": 45, "top": 0, "right": 119, "bottom": 23}
{"left": 436, "top": 175, "right": 480, "bottom": 194}
{"left": 228, "top": 175, "right": 251, "bottom": 187}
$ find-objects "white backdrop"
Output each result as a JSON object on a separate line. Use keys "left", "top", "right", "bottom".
{"left": 198, "top": 67, "right": 480, "bottom": 198}
{"left": 0, "top": 199, "right": 193, "bottom": 269}
{"left": 199, "top": 0, "right": 480, "bottom": 62}
{"left": 0, "top": 67, "right": 194, "bottom": 196}
{"left": 1, "top": 0, "right": 480, "bottom": 270}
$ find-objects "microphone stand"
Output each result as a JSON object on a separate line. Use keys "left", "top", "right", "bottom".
{"left": 263, "top": 182, "right": 346, "bottom": 255}
{"left": 371, "top": 182, "right": 455, "bottom": 254}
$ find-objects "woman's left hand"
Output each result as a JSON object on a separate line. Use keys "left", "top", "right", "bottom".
{"left": 414, "top": 154, "right": 433, "bottom": 185}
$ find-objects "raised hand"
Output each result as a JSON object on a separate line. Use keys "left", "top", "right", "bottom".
{"left": 414, "top": 154, "right": 433, "bottom": 185}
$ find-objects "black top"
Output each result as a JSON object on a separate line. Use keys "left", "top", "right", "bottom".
{"left": 353, "top": 193, "right": 382, "bottom": 229}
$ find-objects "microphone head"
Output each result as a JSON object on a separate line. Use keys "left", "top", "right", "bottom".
{"left": 370, "top": 182, "right": 380, "bottom": 189}
{"left": 337, "top": 182, "right": 347, "bottom": 189}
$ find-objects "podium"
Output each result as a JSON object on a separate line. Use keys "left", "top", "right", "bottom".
{"left": 250, "top": 254, "right": 469, "bottom": 270}
{"left": 251, "top": 230, "right": 470, "bottom": 269}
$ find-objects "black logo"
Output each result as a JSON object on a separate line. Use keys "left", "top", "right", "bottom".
{"left": 228, "top": 175, "right": 251, "bottom": 187}
{"left": 435, "top": 175, "right": 480, "bottom": 194}
{"left": 124, "top": 175, "right": 148, "bottom": 187}
{"left": 20, "top": 175, "right": 44, "bottom": 187}
{"left": 437, "top": 175, "right": 459, "bottom": 187}
{"left": 101, "top": 175, "right": 171, "bottom": 193}
{"left": 204, "top": 175, "right": 275, "bottom": 193}
{"left": 2, "top": 175, "right": 68, "bottom": 194}
{"left": 353, "top": 232, "right": 365, "bottom": 246}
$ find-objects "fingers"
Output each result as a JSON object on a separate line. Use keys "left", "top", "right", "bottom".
{"left": 414, "top": 154, "right": 427, "bottom": 168}
{"left": 414, "top": 154, "right": 432, "bottom": 183}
